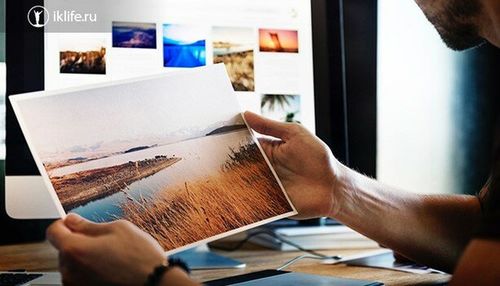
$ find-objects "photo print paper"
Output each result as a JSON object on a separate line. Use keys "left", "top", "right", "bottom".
{"left": 10, "top": 65, "right": 296, "bottom": 254}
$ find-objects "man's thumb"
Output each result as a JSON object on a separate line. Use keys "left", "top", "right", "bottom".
{"left": 243, "top": 111, "right": 293, "bottom": 140}
{"left": 64, "top": 213, "right": 109, "bottom": 235}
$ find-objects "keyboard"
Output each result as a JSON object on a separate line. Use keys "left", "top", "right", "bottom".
{"left": 0, "top": 273, "right": 42, "bottom": 286}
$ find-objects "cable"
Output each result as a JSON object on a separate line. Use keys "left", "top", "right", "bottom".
{"left": 276, "top": 254, "right": 337, "bottom": 271}
{"left": 339, "top": 0, "right": 350, "bottom": 166}
{"left": 211, "top": 229, "right": 342, "bottom": 260}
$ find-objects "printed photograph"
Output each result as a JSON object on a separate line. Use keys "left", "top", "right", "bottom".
{"left": 212, "top": 27, "right": 255, "bottom": 92}
{"left": 59, "top": 38, "right": 106, "bottom": 74}
{"left": 163, "top": 24, "right": 207, "bottom": 68}
{"left": 261, "top": 94, "right": 301, "bottom": 123}
{"left": 112, "top": 21, "right": 157, "bottom": 49}
{"left": 12, "top": 66, "right": 294, "bottom": 252}
{"left": 259, "top": 29, "right": 299, "bottom": 53}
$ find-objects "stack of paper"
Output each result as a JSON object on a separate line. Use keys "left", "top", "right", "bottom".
{"left": 249, "top": 225, "right": 378, "bottom": 251}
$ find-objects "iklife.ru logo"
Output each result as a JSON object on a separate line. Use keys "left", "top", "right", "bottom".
{"left": 27, "top": 5, "right": 97, "bottom": 28}
{"left": 27, "top": 6, "right": 49, "bottom": 27}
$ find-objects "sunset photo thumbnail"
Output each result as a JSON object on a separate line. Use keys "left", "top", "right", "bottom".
{"left": 259, "top": 29, "right": 299, "bottom": 53}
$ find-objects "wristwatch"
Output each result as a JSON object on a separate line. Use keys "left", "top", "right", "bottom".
{"left": 145, "top": 258, "right": 191, "bottom": 286}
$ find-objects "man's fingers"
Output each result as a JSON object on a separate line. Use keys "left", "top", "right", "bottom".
{"left": 64, "top": 213, "right": 111, "bottom": 236}
{"left": 46, "top": 220, "right": 76, "bottom": 250}
{"left": 244, "top": 111, "right": 294, "bottom": 140}
{"left": 258, "top": 137, "right": 283, "bottom": 162}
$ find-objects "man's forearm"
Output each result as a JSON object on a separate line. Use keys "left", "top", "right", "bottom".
{"left": 331, "top": 166, "right": 482, "bottom": 272}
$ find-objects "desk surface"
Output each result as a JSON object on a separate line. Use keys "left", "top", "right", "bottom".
{"left": 0, "top": 242, "right": 450, "bottom": 285}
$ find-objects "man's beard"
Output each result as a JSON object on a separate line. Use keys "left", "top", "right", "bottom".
{"left": 420, "top": 0, "right": 485, "bottom": 51}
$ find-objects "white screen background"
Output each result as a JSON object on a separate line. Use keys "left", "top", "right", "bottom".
{"left": 44, "top": 0, "right": 316, "bottom": 132}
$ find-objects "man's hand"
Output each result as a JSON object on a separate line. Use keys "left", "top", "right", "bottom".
{"left": 47, "top": 214, "right": 167, "bottom": 286}
{"left": 244, "top": 111, "right": 343, "bottom": 219}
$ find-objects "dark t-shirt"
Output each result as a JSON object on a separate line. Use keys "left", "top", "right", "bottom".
{"left": 477, "top": 123, "right": 500, "bottom": 238}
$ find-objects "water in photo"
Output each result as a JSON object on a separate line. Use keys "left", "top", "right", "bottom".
{"left": 163, "top": 24, "right": 207, "bottom": 68}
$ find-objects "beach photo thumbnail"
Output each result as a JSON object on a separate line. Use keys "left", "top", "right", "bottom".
{"left": 112, "top": 21, "right": 157, "bottom": 49}
{"left": 12, "top": 66, "right": 294, "bottom": 252}
{"left": 261, "top": 94, "right": 301, "bottom": 123}
{"left": 259, "top": 29, "right": 299, "bottom": 53}
{"left": 213, "top": 27, "right": 255, "bottom": 92}
{"left": 59, "top": 38, "right": 106, "bottom": 74}
{"left": 163, "top": 24, "right": 207, "bottom": 68}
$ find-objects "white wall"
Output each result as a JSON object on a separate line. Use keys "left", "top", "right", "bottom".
{"left": 377, "top": 0, "right": 459, "bottom": 194}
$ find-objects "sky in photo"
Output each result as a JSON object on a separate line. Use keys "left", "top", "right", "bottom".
{"left": 58, "top": 34, "right": 106, "bottom": 52}
{"left": 261, "top": 94, "right": 300, "bottom": 122}
{"left": 15, "top": 65, "right": 242, "bottom": 157}
{"left": 212, "top": 27, "right": 254, "bottom": 46}
{"left": 259, "top": 29, "right": 299, "bottom": 51}
{"left": 163, "top": 24, "right": 209, "bottom": 45}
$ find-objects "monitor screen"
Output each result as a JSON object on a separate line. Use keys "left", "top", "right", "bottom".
{"left": 4, "top": 0, "right": 344, "bottom": 241}
{"left": 43, "top": 0, "right": 316, "bottom": 132}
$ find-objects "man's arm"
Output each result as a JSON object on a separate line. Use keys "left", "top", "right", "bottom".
{"left": 334, "top": 167, "right": 482, "bottom": 272}
{"left": 245, "top": 111, "right": 482, "bottom": 273}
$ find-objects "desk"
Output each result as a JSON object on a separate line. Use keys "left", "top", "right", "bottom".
{"left": 0, "top": 242, "right": 450, "bottom": 285}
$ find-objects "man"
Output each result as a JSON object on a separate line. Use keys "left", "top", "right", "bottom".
{"left": 47, "top": 0, "right": 500, "bottom": 285}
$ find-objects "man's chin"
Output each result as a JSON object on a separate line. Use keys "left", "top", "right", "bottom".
{"left": 437, "top": 28, "right": 486, "bottom": 51}
{"left": 442, "top": 37, "right": 486, "bottom": 51}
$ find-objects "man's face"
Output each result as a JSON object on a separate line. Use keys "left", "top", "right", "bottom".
{"left": 415, "top": 0, "right": 485, "bottom": 50}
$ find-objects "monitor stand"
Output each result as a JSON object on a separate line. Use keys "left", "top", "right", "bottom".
{"left": 248, "top": 218, "right": 350, "bottom": 251}
{"left": 5, "top": 176, "right": 246, "bottom": 269}
{"left": 5, "top": 176, "right": 61, "bottom": 219}
{"left": 270, "top": 217, "right": 340, "bottom": 228}
{"left": 171, "top": 244, "right": 246, "bottom": 270}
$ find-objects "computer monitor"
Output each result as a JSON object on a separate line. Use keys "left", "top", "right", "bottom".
{"left": 3, "top": 0, "right": 346, "bottom": 242}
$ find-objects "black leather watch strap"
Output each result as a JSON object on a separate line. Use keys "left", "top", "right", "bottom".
{"left": 145, "top": 258, "right": 190, "bottom": 286}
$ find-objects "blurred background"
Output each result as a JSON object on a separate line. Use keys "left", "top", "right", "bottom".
{"left": 376, "top": 0, "right": 499, "bottom": 195}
